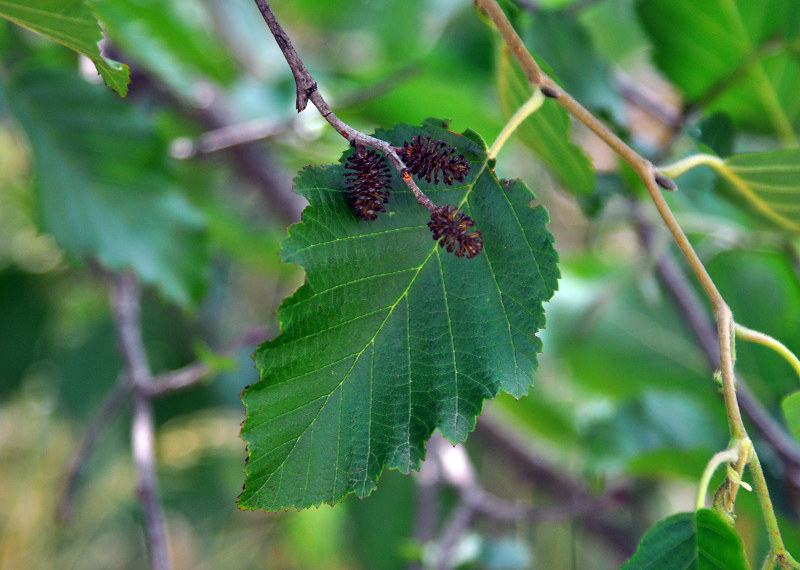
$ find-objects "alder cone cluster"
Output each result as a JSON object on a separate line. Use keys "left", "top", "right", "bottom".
{"left": 397, "top": 135, "right": 470, "bottom": 186}
{"left": 343, "top": 135, "right": 482, "bottom": 258}
{"left": 428, "top": 205, "right": 483, "bottom": 259}
{"left": 344, "top": 148, "right": 392, "bottom": 221}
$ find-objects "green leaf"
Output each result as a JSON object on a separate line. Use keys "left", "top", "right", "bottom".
{"left": 0, "top": 0, "right": 130, "bottom": 96}
{"left": 580, "top": 0, "right": 649, "bottom": 63}
{"left": 497, "top": 47, "right": 595, "bottom": 194}
{"left": 5, "top": 67, "right": 208, "bottom": 306}
{"left": 717, "top": 150, "right": 800, "bottom": 232}
{"left": 782, "top": 391, "right": 800, "bottom": 442}
{"left": 688, "top": 113, "right": 736, "bottom": 158}
{"left": 636, "top": 0, "right": 800, "bottom": 138}
{"left": 239, "top": 118, "right": 560, "bottom": 511}
{"left": 524, "top": 9, "right": 624, "bottom": 125}
{"left": 623, "top": 509, "right": 750, "bottom": 570}
{"left": 92, "top": 0, "right": 236, "bottom": 98}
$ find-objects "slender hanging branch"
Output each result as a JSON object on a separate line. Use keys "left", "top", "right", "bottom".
{"left": 252, "top": 0, "right": 437, "bottom": 212}
{"left": 632, "top": 201, "right": 800, "bottom": 489}
{"left": 473, "top": 0, "right": 798, "bottom": 562}
{"left": 473, "top": 0, "right": 745, "bottom": 447}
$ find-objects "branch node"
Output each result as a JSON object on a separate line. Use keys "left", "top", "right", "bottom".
{"left": 654, "top": 171, "right": 677, "bottom": 191}
{"left": 541, "top": 85, "right": 561, "bottom": 99}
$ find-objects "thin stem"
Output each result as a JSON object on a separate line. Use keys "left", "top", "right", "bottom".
{"left": 659, "top": 153, "right": 724, "bottom": 178}
{"left": 735, "top": 323, "right": 800, "bottom": 383}
{"left": 110, "top": 272, "right": 171, "bottom": 570}
{"left": 661, "top": 154, "right": 800, "bottom": 232}
{"left": 488, "top": 88, "right": 545, "bottom": 159}
{"left": 251, "top": 0, "right": 437, "bottom": 212}
{"left": 633, "top": 200, "right": 800, "bottom": 493}
{"left": 761, "top": 551, "right": 778, "bottom": 570}
{"left": 474, "top": 0, "right": 724, "bottom": 309}
{"left": 475, "top": 0, "right": 745, "bottom": 433}
{"left": 749, "top": 451, "right": 800, "bottom": 569}
{"left": 696, "top": 448, "right": 740, "bottom": 510}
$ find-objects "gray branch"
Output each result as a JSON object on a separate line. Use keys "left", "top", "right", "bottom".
{"left": 110, "top": 272, "right": 171, "bottom": 570}
{"left": 251, "top": 0, "right": 437, "bottom": 212}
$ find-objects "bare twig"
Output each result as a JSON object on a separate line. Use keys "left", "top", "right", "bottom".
{"left": 145, "top": 327, "right": 269, "bottom": 397}
{"left": 192, "top": 98, "right": 303, "bottom": 223}
{"left": 170, "top": 117, "right": 285, "bottom": 159}
{"left": 110, "top": 272, "right": 171, "bottom": 570}
{"left": 614, "top": 70, "right": 682, "bottom": 128}
{"left": 146, "top": 361, "right": 212, "bottom": 397}
{"left": 427, "top": 434, "right": 529, "bottom": 570}
{"left": 251, "top": 0, "right": 437, "bottom": 212}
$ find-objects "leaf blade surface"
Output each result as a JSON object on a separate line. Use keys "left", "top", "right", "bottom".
{"left": 623, "top": 509, "right": 749, "bottom": 570}
{"left": 240, "top": 119, "right": 559, "bottom": 511}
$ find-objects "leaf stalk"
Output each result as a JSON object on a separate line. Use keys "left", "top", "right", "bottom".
{"left": 488, "top": 88, "right": 545, "bottom": 159}
{"left": 696, "top": 446, "right": 740, "bottom": 511}
{"left": 735, "top": 324, "right": 800, "bottom": 383}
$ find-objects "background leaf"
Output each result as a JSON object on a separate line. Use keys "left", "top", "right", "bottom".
{"left": 688, "top": 113, "right": 736, "bottom": 158}
{"left": 623, "top": 509, "right": 749, "bottom": 570}
{"left": 0, "top": 0, "right": 130, "bottom": 95}
{"left": 239, "top": 118, "right": 559, "bottom": 511}
{"left": 717, "top": 149, "right": 800, "bottom": 232}
{"left": 93, "top": 0, "right": 237, "bottom": 98}
{"left": 497, "top": 47, "right": 596, "bottom": 194}
{"left": 5, "top": 67, "right": 208, "bottom": 305}
{"left": 524, "top": 9, "right": 624, "bottom": 125}
{"left": 782, "top": 391, "right": 800, "bottom": 443}
{"left": 636, "top": 0, "right": 800, "bottom": 137}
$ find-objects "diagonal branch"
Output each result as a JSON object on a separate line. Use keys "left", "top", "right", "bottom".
{"left": 473, "top": 0, "right": 800, "bottom": 558}
{"left": 251, "top": 0, "right": 437, "bottom": 212}
{"left": 632, "top": 201, "right": 800, "bottom": 492}
{"left": 424, "top": 430, "right": 632, "bottom": 569}
{"left": 474, "top": 0, "right": 748, "bottom": 456}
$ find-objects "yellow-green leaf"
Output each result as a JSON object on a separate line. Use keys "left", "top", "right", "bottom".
{"left": 662, "top": 150, "right": 800, "bottom": 232}
{"left": 718, "top": 150, "right": 800, "bottom": 232}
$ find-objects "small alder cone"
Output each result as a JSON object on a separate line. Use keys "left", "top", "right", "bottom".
{"left": 428, "top": 205, "right": 484, "bottom": 259}
{"left": 397, "top": 136, "right": 470, "bottom": 185}
{"left": 344, "top": 148, "right": 392, "bottom": 220}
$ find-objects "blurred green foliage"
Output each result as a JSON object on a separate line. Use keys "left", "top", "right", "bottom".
{"left": 0, "top": 0, "right": 799, "bottom": 568}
